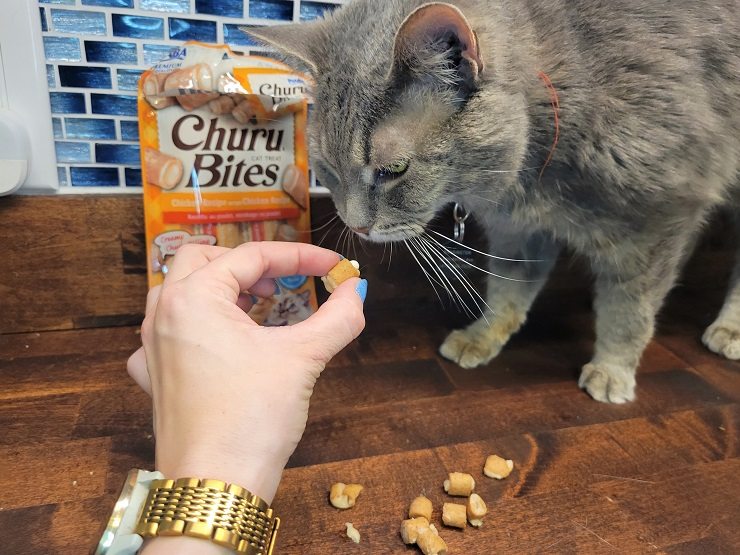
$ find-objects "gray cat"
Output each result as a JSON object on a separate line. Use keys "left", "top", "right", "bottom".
{"left": 249, "top": 0, "right": 740, "bottom": 403}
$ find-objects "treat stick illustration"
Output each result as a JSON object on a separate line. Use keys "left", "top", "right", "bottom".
{"left": 208, "top": 94, "right": 238, "bottom": 115}
{"left": 144, "top": 148, "right": 184, "bottom": 190}
{"left": 282, "top": 164, "right": 308, "bottom": 210}
{"left": 142, "top": 71, "right": 175, "bottom": 110}
{"left": 232, "top": 96, "right": 268, "bottom": 125}
{"left": 164, "top": 64, "right": 219, "bottom": 111}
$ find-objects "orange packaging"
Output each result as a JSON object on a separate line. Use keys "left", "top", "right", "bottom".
{"left": 138, "top": 42, "right": 316, "bottom": 325}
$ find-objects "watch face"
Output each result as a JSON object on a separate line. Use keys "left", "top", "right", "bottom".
{"left": 94, "top": 469, "right": 141, "bottom": 555}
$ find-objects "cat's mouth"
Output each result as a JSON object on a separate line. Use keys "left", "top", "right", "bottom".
{"left": 360, "top": 224, "right": 425, "bottom": 243}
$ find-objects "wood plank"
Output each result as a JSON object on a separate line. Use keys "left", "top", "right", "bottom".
{"left": 0, "top": 438, "right": 110, "bottom": 510}
{"left": 0, "top": 327, "right": 141, "bottom": 361}
{"left": 0, "top": 394, "right": 80, "bottom": 446}
{"left": 0, "top": 196, "right": 147, "bottom": 333}
{"left": 290, "top": 369, "right": 732, "bottom": 467}
{"left": 270, "top": 407, "right": 740, "bottom": 554}
{"left": 311, "top": 359, "right": 455, "bottom": 416}
{"left": 72, "top": 385, "right": 151, "bottom": 440}
{"left": 0, "top": 328, "right": 141, "bottom": 402}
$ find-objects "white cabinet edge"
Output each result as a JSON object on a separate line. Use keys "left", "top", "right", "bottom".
{"left": 0, "top": 0, "right": 58, "bottom": 194}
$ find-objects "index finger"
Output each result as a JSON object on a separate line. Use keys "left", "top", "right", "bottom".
{"left": 189, "top": 241, "right": 342, "bottom": 298}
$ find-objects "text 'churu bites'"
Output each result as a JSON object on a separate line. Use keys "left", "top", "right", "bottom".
{"left": 139, "top": 43, "right": 316, "bottom": 326}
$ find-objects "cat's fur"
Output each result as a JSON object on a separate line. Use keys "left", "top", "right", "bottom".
{"left": 250, "top": 0, "right": 740, "bottom": 402}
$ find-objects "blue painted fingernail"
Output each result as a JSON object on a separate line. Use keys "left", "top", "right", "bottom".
{"left": 250, "top": 294, "right": 258, "bottom": 304}
{"left": 355, "top": 279, "right": 368, "bottom": 303}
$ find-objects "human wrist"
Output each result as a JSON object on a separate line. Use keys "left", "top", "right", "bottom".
{"left": 156, "top": 448, "right": 286, "bottom": 505}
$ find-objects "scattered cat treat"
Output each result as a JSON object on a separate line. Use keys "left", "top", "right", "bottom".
{"left": 443, "top": 472, "right": 475, "bottom": 496}
{"left": 442, "top": 503, "right": 467, "bottom": 529}
{"left": 466, "top": 493, "right": 487, "bottom": 527}
{"left": 344, "top": 522, "right": 361, "bottom": 544}
{"left": 401, "top": 517, "right": 447, "bottom": 555}
{"left": 400, "top": 517, "right": 430, "bottom": 544}
{"left": 139, "top": 43, "right": 317, "bottom": 326}
{"left": 416, "top": 525, "right": 448, "bottom": 555}
{"left": 484, "top": 455, "right": 514, "bottom": 479}
{"left": 322, "top": 259, "right": 361, "bottom": 293}
{"left": 144, "top": 148, "right": 184, "bottom": 190}
{"left": 329, "top": 482, "right": 364, "bottom": 509}
{"left": 409, "top": 495, "right": 433, "bottom": 521}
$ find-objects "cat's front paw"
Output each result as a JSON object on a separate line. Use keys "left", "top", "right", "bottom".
{"left": 439, "top": 328, "right": 502, "bottom": 369}
{"left": 579, "top": 363, "right": 636, "bottom": 404}
{"left": 703, "top": 321, "right": 740, "bottom": 360}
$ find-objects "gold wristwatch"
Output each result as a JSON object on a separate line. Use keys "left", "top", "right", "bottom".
{"left": 95, "top": 469, "right": 280, "bottom": 555}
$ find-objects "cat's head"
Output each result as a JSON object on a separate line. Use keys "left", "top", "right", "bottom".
{"left": 249, "top": 2, "right": 524, "bottom": 242}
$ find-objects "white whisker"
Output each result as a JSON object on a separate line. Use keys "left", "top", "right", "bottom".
{"left": 411, "top": 236, "right": 472, "bottom": 316}
{"left": 419, "top": 234, "right": 493, "bottom": 323}
{"left": 403, "top": 239, "right": 444, "bottom": 305}
{"left": 430, "top": 230, "right": 545, "bottom": 263}
{"left": 427, "top": 233, "right": 536, "bottom": 283}
{"left": 310, "top": 213, "right": 339, "bottom": 233}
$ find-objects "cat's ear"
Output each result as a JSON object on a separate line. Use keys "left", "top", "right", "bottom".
{"left": 390, "top": 2, "right": 484, "bottom": 93}
{"left": 243, "top": 22, "right": 326, "bottom": 74}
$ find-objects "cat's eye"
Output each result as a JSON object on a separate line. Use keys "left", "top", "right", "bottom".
{"left": 376, "top": 159, "right": 410, "bottom": 181}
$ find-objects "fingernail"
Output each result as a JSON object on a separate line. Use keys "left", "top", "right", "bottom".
{"left": 273, "top": 279, "right": 281, "bottom": 294}
{"left": 249, "top": 294, "right": 258, "bottom": 304}
{"left": 355, "top": 279, "right": 368, "bottom": 303}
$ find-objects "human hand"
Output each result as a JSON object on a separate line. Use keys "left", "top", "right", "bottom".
{"left": 127, "top": 242, "right": 366, "bottom": 503}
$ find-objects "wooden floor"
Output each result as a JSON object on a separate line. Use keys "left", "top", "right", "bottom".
{"left": 0, "top": 197, "right": 739, "bottom": 554}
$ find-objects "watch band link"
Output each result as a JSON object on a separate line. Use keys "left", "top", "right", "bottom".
{"left": 135, "top": 478, "right": 279, "bottom": 554}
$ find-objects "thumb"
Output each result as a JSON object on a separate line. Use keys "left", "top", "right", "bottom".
{"left": 127, "top": 346, "right": 152, "bottom": 396}
{"left": 292, "top": 278, "right": 367, "bottom": 364}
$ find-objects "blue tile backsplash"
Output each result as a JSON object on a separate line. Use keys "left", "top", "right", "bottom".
{"left": 169, "top": 17, "right": 217, "bottom": 42}
{"left": 90, "top": 93, "right": 138, "bottom": 116}
{"left": 59, "top": 65, "right": 113, "bottom": 88}
{"left": 44, "top": 36, "right": 82, "bottom": 61}
{"left": 86, "top": 40, "right": 138, "bottom": 63}
{"left": 66, "top": 118, "right": 117, "bottom": 140}
{"left": 250, "top": 0, "right": 294, "bottom": 21}
{"left": 40, "top": 0, "right": 343, "bottom": 189}
{"left": 196, "top": 0, "right": 244, "bottom": 19}
{"left": 112, "top": 14, "right": 165, "bottom": 39}
{"left": 50, "top": 91, "right": 87, "bottom": 113}
{"left": 51, "top": 9, "right": 107, "bottom": 35}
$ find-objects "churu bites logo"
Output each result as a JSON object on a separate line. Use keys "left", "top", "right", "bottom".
{"left": 153, "top": 102, "right": 294, "bottom": 191}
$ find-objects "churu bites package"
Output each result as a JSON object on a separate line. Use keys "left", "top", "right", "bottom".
{"left": 138, "top": 43, "right": 316, "bottom": 326}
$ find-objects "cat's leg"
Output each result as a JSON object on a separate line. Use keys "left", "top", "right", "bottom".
{"left": 580, "top": 228, "right": 700, "bottom": 403}
{"left": 703, "top": 216, "right": 740, "bottom": 359}
{"left": 439, "top": 224, "right": 560, "bottom": 368}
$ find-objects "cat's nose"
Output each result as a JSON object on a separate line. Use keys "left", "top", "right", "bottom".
{"left": 351, "top": 226, "right": 370, "bottom": 235}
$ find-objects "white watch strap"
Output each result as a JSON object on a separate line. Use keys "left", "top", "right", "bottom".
{"left": 96, "top": 470, "right": 165, "bottom": 555}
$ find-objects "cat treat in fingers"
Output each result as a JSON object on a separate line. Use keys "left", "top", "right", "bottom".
{"left": 321, "top": 259, "right": 361, "bottom": 293}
